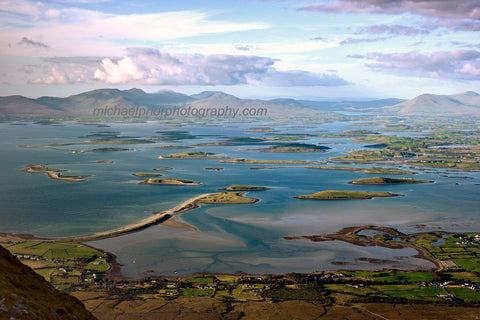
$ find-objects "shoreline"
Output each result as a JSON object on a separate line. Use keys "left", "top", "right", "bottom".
{"left": 284, "top": 225, "right": 444, "bottom": 272}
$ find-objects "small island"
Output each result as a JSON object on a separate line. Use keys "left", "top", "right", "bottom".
{"left": 295, "top": 190, "right": 402, "bottom": 200}
{"left": 140, "top": 178, "right": 201, "bottom": 186}
{"left": 149, "top": 145, "right": 192, "bottom": 149}
{"left": 349, "top": 177, "right": 434, "bottom": 185}
{"left": 220, "top": 159, "right": 313, "bottom": 164}
{"left": 306, "top": 166, "right": 416, "bottom": 175}
{"left": 22, "top": 164, "right": 91, "bottom": 182}
{"left": 156, "top": 151, "right": 225, "bottom": 159}
{"left": 205, "top": 167, "right": 224, "bottom": 171}
{"left": 241, "top": 143, "right": 330, "bottom": 153}
{"left": 132, "top": 172, "right": 162, "bottom": 177}
{"left": 71, "top": 147, "right": 133, "bottom": 154}
{"left": 197, "top": 192, "right": 259, "bottom": 204}
{"left": 153, "top": 167, "right": 172, "bottom": 171}
{"left": 220, "top": 185, "right": 268, "bottom": 191}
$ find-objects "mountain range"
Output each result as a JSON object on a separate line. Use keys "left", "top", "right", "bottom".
{"left": 0, "top": 89, "right": 479, "bottom": 119}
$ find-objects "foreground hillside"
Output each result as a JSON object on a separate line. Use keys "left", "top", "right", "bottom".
{"left": 0, "top": 245, "right": 95, "bottom": 320}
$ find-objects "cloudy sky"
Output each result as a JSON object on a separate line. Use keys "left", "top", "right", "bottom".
{"left": 0, "top": 0, "right": 479, "bottom": 99}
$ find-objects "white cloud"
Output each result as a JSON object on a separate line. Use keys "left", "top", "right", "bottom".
{"left": 94, "top": 57, "right": 144, "bottom": 83}
{"left": 31, "top": 47, "right": 350, "bottom": 87}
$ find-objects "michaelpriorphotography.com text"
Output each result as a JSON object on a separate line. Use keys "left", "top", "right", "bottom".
{"left": 93, "top": 105, "right": 268, "bottom": 119}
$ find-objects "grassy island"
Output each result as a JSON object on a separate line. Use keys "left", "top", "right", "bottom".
{"left": 295, "top": 190, "right": 402, "bottom": 200}
{"left": 156, "top": 151, "right": 225, "bottom": 159}
{"left": 149, "top": 145, "right": 192, "bottom": 149}
{"left": 242, "top": 143, "right": 330, "bottom": 153}
{"left": 132, "top": 172, "right": 162, "bottom": 177}
{"left": 306, "top": 166, "right": 416, "bottom": 175}
{"left": 220, "top": 185, "right": 268, "bottom": 191}
{"left": 153, "top": 167, "right": 172, "bottom": 171}
{"left": 220, "top": 158, "right": 313, "bottom": 164}
{"left": 197, "top": 192, "right": 259, "bottom": 204}
{"left": 71, "top": 147, "right": 133, "bottom": 154}
{"left": 349, "top": 177, "right": 434, "bottom": 185}
{"left": 140, "top": 178, "right": 201, "bottom": 186}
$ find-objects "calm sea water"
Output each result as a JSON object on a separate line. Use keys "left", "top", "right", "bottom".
{"left": 0, "top": 120, "right": 479, "bottom": 277}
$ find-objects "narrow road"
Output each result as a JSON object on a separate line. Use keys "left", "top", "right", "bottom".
{"left": 58, "top": 193, "right": 214, "bottom": 242}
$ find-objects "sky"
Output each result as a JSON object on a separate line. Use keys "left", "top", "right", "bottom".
{"left": 0, "top": 0, "right": 479, "bottom": 99}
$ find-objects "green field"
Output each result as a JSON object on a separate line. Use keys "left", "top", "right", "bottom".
{"left": 180, "top": 288, "right": 215, "bottom": 297}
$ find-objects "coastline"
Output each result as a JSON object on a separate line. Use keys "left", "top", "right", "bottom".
{"left": 284, "top": 225, "right": 445, "bottom": 272}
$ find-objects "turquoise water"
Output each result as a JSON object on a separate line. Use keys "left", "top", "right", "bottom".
{"left": 1, "top": 121, "right": 479, "bottom": 277}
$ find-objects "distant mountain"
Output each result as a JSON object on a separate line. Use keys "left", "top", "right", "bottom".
{"left": 384, "top": 91, "right": 480, "bottom": 116}
{"left": 2, "top": 89, "right": 478, "bottom": 119}
{"left": 297, "top": 98, "right": 406, "bottom": 111}
{"left": 0, "top": 245, "right": 95, "bottom": 319}
{"left": 0, "top": 89, "right": 337, "bottom": 120}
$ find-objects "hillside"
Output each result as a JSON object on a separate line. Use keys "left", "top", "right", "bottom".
{"left": 0, "top": 245, "right": 95, "bottom": 319}
{"left": 384, "top": 91, "right": 480, "bottom": 116}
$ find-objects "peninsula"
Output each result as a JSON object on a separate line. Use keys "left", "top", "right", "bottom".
{"left": 59, "top": 192, "right": 259, "bottom": 242}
